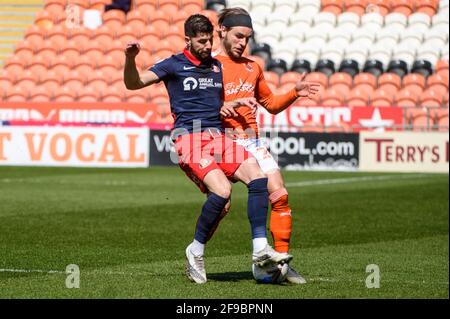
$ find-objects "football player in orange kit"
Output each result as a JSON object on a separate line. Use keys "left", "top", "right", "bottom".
{"left": 213, "top": 7, "right": 320, "bottom": 284}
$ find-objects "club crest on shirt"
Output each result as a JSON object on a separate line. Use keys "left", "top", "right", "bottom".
{"left": 199, "top": 158, "right": 212, "bottom": 169}
{"left": 212, "top": 64, "right": 220, "bottom": 73}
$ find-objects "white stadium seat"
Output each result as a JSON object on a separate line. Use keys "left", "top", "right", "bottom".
{"left": 290, "top": 11, "right": 313, "bottom": 27}
{"left": 345, "top": 43, "right": 369, "bottom": 68}
{"left": 327, "top": 26, "right": 353, "bottom": 43}
{"left": 393, "top": 42, "right": 417, "bottom": 69}
{"left": 427, "top": 25, "right": 449, "bottom": 44}
{"left": 304, "top": 27, "right": 328, "bottom": 42}
{"left": 337, "top": 12, "right": 360, "bottom": 30}
{"left": 227, "top": 0, "right": 251, "bottom": 10}
{"left": 417, "top": 47, "right": 441, "bottom": 66}
{"left": 385, "top": 13, "right": 408, "bottom": 30}
{"left": 352, "top": 27, "right": 376, "bottom": 46}
{"left": 296, "top": 43, "right": 321, "bottom": 67}
{"left": 272, "top": 0, "right": 298, "bottom": 14}
{"left": 441, "top": 45, "right": 449, "bottom": 60}
{"left": 368, "top": 48, "right": 392, "bottom": 69}
{"left": 273, "top": 51, "right": 296, "bottom": 67}
{"left": 401, "top": 27, "right": 424, "bottom": 45}
{"left": 282, "top": 26, "right": 304, "bottom": 42}
{"left": 361, "top": 13, "right": 384, "bottom": 31}
{"left": 376, "top": 27, "right": 401, "bottom": 47}
{"left": 313, "top": 12, "right": 337, "bottom": 28}
{"left": 438, "top": 0, "right": 449, "bottom": 15}
{"left": 266, "top": 11, "right": 289, "bottom": 30}
{"left": 321, "top": 41, "right": 345, "bottom": 66}
{"left": 408, "top": 13, "right": 431, "bottom": 33}
{"left": 298, "top": 0, "right": 321, "bottom": 16}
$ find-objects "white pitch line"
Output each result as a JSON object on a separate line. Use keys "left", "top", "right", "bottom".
{"left": 0, "top": 268, "right": 65, "bottom": 274}
{"left": 285, "top": 174, "right": 429, "bottom": 188}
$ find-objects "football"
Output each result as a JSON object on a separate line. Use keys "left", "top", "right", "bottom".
{"left": 252, "top": 263, "right": 289, "bottom": 284}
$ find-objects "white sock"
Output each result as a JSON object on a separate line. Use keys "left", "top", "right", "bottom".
{"left": 253, "top": 237, "right": 268, "bottom": 254}
{"left": 190, "top": 239, "right": 205, "bottom": 257}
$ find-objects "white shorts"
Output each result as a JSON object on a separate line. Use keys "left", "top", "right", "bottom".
{"left": 235, "top": 138, "right": 279, "bottom": 174}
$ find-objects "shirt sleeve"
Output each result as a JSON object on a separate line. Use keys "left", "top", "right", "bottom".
{"left": 255, "top": 64, "right": 299, "bottom": 114}
{"left": 149, "top": 57, "right": 174, "bottom": 81}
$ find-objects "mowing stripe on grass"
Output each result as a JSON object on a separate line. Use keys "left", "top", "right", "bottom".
{"left": 285, "top": 174, "right": 430, "bottom": 188}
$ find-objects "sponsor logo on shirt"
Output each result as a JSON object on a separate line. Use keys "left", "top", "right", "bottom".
{"left": 224, "top": 78, "right": 255, "bottom": 96}
{"left": 183, "top": 77, "right": 222, "bottom": 91}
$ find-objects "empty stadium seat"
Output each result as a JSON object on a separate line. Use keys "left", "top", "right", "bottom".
{"left": 403, "top": 73, "right": 427, "bottom": 96}
{"left": 322, "top": 0, "right": 344, "bottom": 15}
{"left": 420, "top": 88, "right": 444, "bottom": 107}
{"left": 321, "top": 88, "right": 344, "bottom": 106}
{"left": 371, "top": 88, "right": 395, "bottom": 106}
{"left": 354, "top": 72, "right": 377, "bottom": 94}
{"left": 395, "top": 88, "right": 418, "bottom": 107}
{"left": 329, "top": 72, "right": 353, "bottom": 94}
{"left": 391, "top": 0, "right": 414, "bottom": 16}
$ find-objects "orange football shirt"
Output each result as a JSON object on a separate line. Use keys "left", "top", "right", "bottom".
{"left": 215, "top": 53, "right": 299, "bottom": 138}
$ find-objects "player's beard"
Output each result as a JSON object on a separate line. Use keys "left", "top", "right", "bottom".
{"left": 224, "top": 35, "right": 244, "bottom": 60}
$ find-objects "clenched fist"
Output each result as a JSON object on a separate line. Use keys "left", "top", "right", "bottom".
{"left": 125, "top": 42, "right": 140, "bottom": 58}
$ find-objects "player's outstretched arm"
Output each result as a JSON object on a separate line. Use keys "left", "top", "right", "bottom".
{"left": 124, "top": 42, "right": 160, "bottom": 90}
{"left": 257, "top": 72, "right": 321, "bottom": 115}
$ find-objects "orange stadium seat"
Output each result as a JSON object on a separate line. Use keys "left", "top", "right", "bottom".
{"left": 98, "top": 57, "right": 119, "bottom": 79}
{"left": 200, "top": 10, "right": 218, "bottom": 26}
{"left": 125, "top": 90, "right": 148, "bottom": 103}
{"left": 159, "top": 0, "right": 180, "bottom": 15}
{"left": 150, "top": 12, "right": 170, "bottom": 34}
{"left": 263, "top": 71, "right": 280, "bottom": 87}
{"left": 322, "top": 0, "right": 344, "bottom": 15}
{"left": 52, "top": 7, "right": 69, "bottom": 25}
{"left": 344, "top": 0, "right": 367, "bottom": 16}
{"left": 36, "top": 39, "right": 58, "bottom": 57}
{"left": 0, "top": 69, "right": 14, "bottom": 92}
{"left": 391, "top": 0, "right": 414, "bottom": 16}
{"left": 86, "top": 70, "right": 108, "bottom": 92}
{"left": 248, "top": 55, "right": 265, "bottom": 70}
{"left": 420, "top": 88, "right": 444, "bottom": 107}
{"left": 70, "top": 0, "right": 89, "bottom": 9}
{"left": 126, "top": 11, "right": 149, "bottom": 33}
{"left": 395, "top": 88, "right": 418, "bottom": 107}
{"left": 430, "top": 107, "right": 449, "bottom": 124}
{"left": 367, "top": 0, "right": 391, "bottom": 15}
{"left": 371, "top": 88, "right": 395, "bottom": 107}
{"left": 27, "top": 55, "right": 50, "bottom": 75}
{"left": 77, "top": 86, "right": 101, "bottom": 102}
{"left": 92, "top": 25, "right": 115, "bottom": 48}
{"left": 50, "top": 55, "right": 73, "bottom": 77}
{"left": 102, "top": 9, "right": 126, "bottom": 30}
{"left": 89, "top": 0, "right": 111, "bottom": 10}
{"left": 69, "top": 27, "right": 91, "bottom": 43}
{"left": 44, "top": 0, "right": 66, "bottom": 13}
{"left": 47, "top": 24, "right": 67, "bottom": 47}
{"left": 329, "top": 72, "right": 353, "bottom": 95}
{"left": 406, "top": 107, "right": 430, "bottom": 130}
{"left": 101, "top": 86, "right": 123, "bottom": 102}
{"left": 402, "top": 73, "right": 426, "bottom": 96}
{"left": 305, "top": 72, "right": 328, "bottom": 89}
{"left": 109, "top": 72, "right": 123, "bottom": 86}
{"left": 24, "top": 25, "right": 46, "bottom": 48}
{"left": 29, "top": 85, "right": 52, "bottom": 102}
{"left": 280, "top": 72, "right": 301, "bottom": 85}
{"left": 61, "top": 40, "right": 81, "bottom": 60}
{"left": 140, "top": 25, "right": 160, "bottom": 43}
{"left": 181, "top": 0, "right": 204, "bottom": 15}
{"left": 427, "top": 74, "right": 449, "bottom": 100}
{"left": 14, "top": 40, "right": 35, "bottom": 61}
{"left": 321, "top": 88, "right": 344, "bottom": 106}
{"left": 84, "top": 41, "right": 105, "bottom": 65}
{"left": 39, "top": 70, "right": 62, "bottom": 93}
{"left": 6, "top": 86, "right": 28, "bottom": 102}
{"left": 136, "top": 3, "right": 157, "bottom": 20}
{"left": 378, "top": 72, "right": 402, "bottom": 95}
{"left": 347, "top": 87, "right": 370, "bottom": 106}
{"left": 64, "top": 70, "right": 85, "bottom": 92}
{"left": 436, "top": 59, "right": 449, "bottom": 79}
{"left": 53, "top": 86, "right": 76, "bottom": 102}
{"left": 437, "top": 115, "right": 449, "bottom": 131}
{"left": 4, "top": 56, "right": 25, "bottom": 74}
{"left": 35, "top": 10, "right": 54, "bottom": 29}
{"left": 17, "top": 70, "right": 38, "bottom": 92}
{"left": 73, "top": 56, "right": 95, "bottom": 80}
{"left": 415, "top": 0, "right": 439, "bottom": 17}
{"left": 353, "top": 72, "right": 377, "bottom": 94}
{"left": 117, "top": 25, "right": 139, "bottom": 45}
{"left": 173, "top": 10, "right": 190, "bottom": 24}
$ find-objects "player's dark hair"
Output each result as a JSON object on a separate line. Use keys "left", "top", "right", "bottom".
{"left": 218, "top": 7, "right": 251, "bottom": 27}
{"left": 184, "top": 14, "right": 214, "bottom": 37}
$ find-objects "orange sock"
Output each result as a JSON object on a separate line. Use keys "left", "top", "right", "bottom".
{"left": 269, "top": 188, "right": 292, "bottom": 253}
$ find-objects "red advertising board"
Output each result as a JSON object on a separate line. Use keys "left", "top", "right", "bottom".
{"left": 0, "top": 102, "right": 403, "bottom": 131}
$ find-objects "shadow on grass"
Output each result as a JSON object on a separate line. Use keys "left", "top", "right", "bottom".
{"left": 207, "top": 271, "right": 253, "bottom": 282}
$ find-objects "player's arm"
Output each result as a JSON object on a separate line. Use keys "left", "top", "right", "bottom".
{"left": 257, "top": 71, "right": 320, "bottom": 115}
{"left": 124, "top": 42, "right": 160, "bottom": 90}
{"left": 220, "top": 98, "right": 259, "bottom": 117}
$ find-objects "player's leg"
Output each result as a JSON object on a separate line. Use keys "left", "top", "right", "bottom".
{"left": 240, "top": 140, "right": 306, "bottom": 284}
{"left": 184, "top": 168, "right": 231, "bottom": 284}
{"left": 205, "top": 188, "right": 232, "bottom": 242}
{"left": 232, "top": 157, "right": 292, "bottom": 267}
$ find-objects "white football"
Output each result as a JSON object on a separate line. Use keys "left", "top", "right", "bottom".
{"left": 252, "top": 263, "right": 289, "bottom": 284}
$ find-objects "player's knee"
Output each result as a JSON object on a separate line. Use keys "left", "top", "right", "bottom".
{"left": 269, "top": 187, "right": 289, "bottom": 204}
{"left": 214, "top": 184, "right": 231, "bottom": 199}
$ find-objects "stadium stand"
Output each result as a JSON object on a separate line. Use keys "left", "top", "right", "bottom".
{"left": 0, "top": 0, "right": 448, "bottom": 131}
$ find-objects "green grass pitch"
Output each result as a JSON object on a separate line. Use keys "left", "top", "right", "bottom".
{"left": 0, "top": 166, "right": 448, "bottom": 298}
